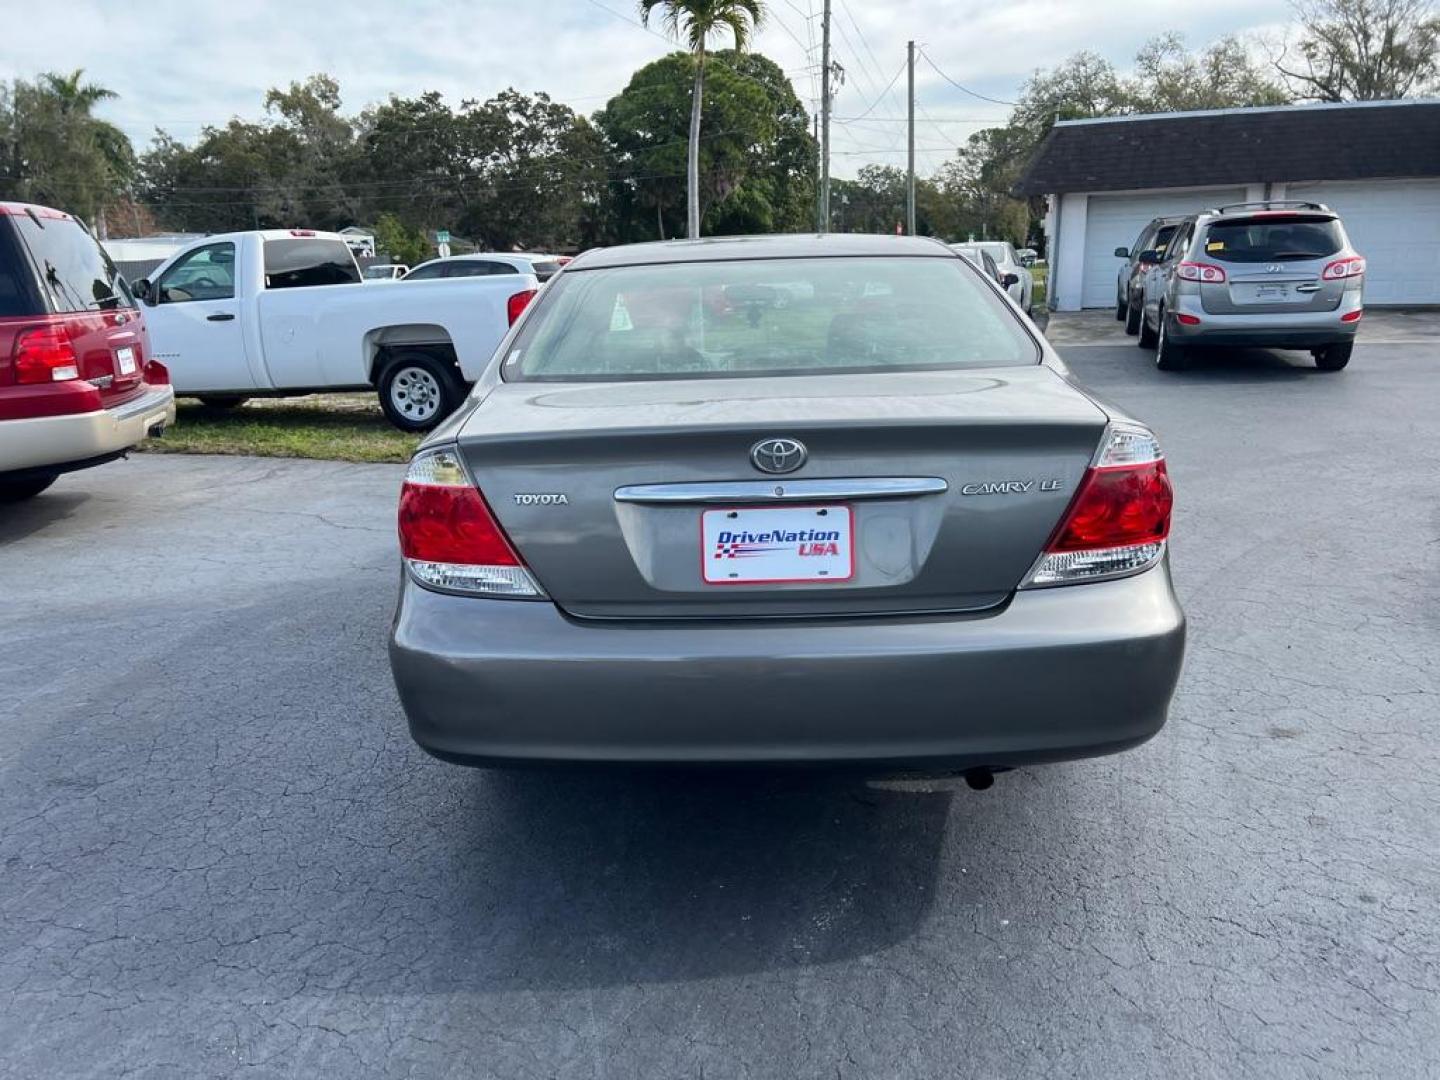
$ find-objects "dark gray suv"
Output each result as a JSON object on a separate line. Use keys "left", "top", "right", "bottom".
{"left": 1136, "top": 202, "right": 1364, "bottom": 371}
{"left": 1114, "top": 216, "right": 1183, "bottom": 335}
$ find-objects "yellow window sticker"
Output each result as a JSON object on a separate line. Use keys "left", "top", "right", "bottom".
{"left": 1206, "top": 241, "right": 1225, "bottom": 252}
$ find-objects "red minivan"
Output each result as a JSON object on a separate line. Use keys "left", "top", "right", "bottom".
{"left": 0, "top": 202, "right": 175, "bottom": 502}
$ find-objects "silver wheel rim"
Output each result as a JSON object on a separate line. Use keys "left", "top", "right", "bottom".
{"left": 390, "top": 366, "right": 442, "bottom": 423}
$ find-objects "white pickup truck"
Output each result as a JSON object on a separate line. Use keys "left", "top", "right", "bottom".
{"left": 132, "top": 230, "right": 539, "bottom": 430}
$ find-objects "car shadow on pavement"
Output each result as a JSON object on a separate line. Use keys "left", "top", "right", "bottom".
{"left": 0, "top": 490, "right": 89, "bottom": 544}
{"left": 1173, "top": 347, "right": 1334, "bottom": 382}
{"left": 433, "top": 768, "right": 954, "bottom": 991}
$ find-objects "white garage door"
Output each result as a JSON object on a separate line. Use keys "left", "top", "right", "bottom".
{"left": 1286, "top": 180, "right": 1440, "bottom": 305}
{"left": 1080, "top": 188, "right": 1248, "bottom": 309}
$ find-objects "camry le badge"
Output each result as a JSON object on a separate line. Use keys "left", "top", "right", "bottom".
{"left": 961, "top": 479, "right": 1063, "bottom": 495}
{"left": 751, "top": 437, "right": 807, "bottom": 475}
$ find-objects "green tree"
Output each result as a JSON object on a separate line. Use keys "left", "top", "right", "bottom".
{"left": 0, "top": 70, "right": 133, "bottom": 222}
{"left": 138, "top": 120, "right": 305, "bottom": 233}
{"left": 1275, "top": 0, "right": 1440, "bottom": 100}
{"left": 596, "top": 50, "right": 813, "bottom": 242}
{"left": 456, "top": 90, "right": 609, "bottom": 251}
{"left": 638, "top": 0, "right": 765, "bottom": 239}
{"left": 262, "top": 75, "right": 357, "bottom": 228}
{"left": 371, "top": 212, "right": 431, "bottom": 265}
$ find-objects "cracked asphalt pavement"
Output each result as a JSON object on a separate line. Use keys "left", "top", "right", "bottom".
{"left": 2, "top": 341, "right": 1437, "bottom": 1078}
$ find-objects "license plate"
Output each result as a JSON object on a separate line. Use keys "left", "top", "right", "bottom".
{"left": 702, "top": 505, "right": 853, "bottom": 584}
{"left": 115, "top": 346, "right": 137, "bottom": 375}
{"left": 1255, "top": 284, "right": 1289, "bottom": 301}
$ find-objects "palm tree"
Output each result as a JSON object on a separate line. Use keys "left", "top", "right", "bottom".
{"left": 638, "top": 0, "right": 764, "bottom": 239}
{"left": 39, "top": 69, "right": 118, "bottom": 115}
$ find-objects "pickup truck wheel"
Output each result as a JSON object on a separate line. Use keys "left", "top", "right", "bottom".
{"left": 1313, "top": 342, "right": 1352, "bottom": 371}
{"left": 197, "top": 395, "right": 249, "bottom": 409}
{"left": 0, "top": 476, "right": 56, "bottom": 502}
{"left": 379, "top": 352, "right": 463, "bottom": 432}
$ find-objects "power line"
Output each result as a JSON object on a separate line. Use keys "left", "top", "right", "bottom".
{"left": 918, "top": 49, "right": 1018, "bottom": 107}
{"left": 829, "top": 59, "right": 904, "bottom": 124}
{"left": 832, "top": 114, "right": 998, "bottom": 123}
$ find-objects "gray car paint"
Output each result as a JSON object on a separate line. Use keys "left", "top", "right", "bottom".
{"left": 457, "top": 368, "right": 1108, "bottom": 618}
{"left": 391, "top": 234, "right": 1185, "bottom": 768}
{"left": 390, "top": 562, "right": 1184, "bottom": 767}
{"left": 1140, "top": 206, "right": 1363, "bottom": 349}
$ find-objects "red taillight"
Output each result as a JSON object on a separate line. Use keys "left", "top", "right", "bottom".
{"left": 1322, "top": 256, "right": 1366, "bottom": 280}
{"left": 399, "top": 482, "right": 521, "bottom": 566}
{"left": 507, "top": 288, "right": 538, "bottom": 325}
{"left": 14, "top": 324, "right": 80, "bottom": 384}
{"left": 1175, "top": 313, "right": 1201, "bottom": 325}
{"left": 1023, "top": 425, "right": 1173, "bottom": 588}
{"left": 144, "top": 359, "right": 171, "bottom": 385}
{"left": 1047, "top": 461, "right": 1172, "bottom": 553}
{"left": 1340, "top": 309, "right": 1363, "bottom": 323}
{"left": 1176, "top": 261, "right": 1227, "bottom": 284}
{"left": 398, "top": 449, "right": 542, "bottom": 597}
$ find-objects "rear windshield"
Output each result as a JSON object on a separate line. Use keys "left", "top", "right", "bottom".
{"left": 1201, "top": 216, "right": 1344, "bottom": 263}
{"left": 263, "top": 238, "right": 361, "bottom": 288}
{"left": 11, "top": 213, "right": 132, "bottom": 313}
{"left": 503, "top": 256, "right": 1038, "bottom": 383}
{"left": 531, "top": 261, "right": 561, "bottom": 281}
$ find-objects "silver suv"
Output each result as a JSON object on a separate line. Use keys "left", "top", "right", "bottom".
{"left": 1136, "top": 202, "right": 1364, "bottom": 371}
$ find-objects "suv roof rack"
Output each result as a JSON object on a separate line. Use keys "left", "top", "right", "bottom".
{"left": 1209, "top": 200, "right": 1332, "bottom": 215}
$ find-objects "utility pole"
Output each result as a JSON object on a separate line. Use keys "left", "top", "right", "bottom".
{"left": 813, "top": 114, "right": 822, "bottom": 232}
{"left": 906, "top": 40, "right": 916, "bottom": 236}
{"left": 820, "top": 0, "right": 832, "bottom": 233}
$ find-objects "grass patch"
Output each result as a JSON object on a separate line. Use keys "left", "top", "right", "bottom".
{"left": 140, "top": 395, "right": 420, "bottom": 464}
{"left": 1030, "top": 265, "right": 1047, "bottom": 307}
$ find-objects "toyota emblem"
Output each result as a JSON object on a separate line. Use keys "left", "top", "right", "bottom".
{"left": 750, "top": 437, "right": 807, "bottom": 474}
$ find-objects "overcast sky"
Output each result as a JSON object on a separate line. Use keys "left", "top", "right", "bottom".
{"left": 0, "top": 0, "right": 1295, "bottom": 177}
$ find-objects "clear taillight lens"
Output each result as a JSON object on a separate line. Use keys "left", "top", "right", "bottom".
{"left": 1322, "top": 256, "right": 1366, "bottom": 280}
{"left": 1176, "top": 261, "right": 1227, "bottom": 284}
{"left": 1022, "top": 424, "right": 1173, "bottom": 588}
{"left": 398, "top": 448, "right": 543, "bottom": 598}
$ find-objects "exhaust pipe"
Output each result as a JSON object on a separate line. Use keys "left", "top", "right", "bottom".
{"left": 963, "top": 769, "right": 996, "bottom": 791}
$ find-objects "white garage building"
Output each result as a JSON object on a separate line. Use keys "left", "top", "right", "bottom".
{"left": 1016, "top": 99, "right": 1440, "bottom": 310}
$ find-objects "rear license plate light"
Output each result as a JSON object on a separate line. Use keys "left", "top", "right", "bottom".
{"left": 702, "top": 505, "right": 854, "bottom": 585}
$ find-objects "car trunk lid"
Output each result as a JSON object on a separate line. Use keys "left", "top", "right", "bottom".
{"left": 457, "top": 367, "right": 1109, "bottom": 619}
{"left": 1197, "top": 214, "right": 1348, "bottom": 315}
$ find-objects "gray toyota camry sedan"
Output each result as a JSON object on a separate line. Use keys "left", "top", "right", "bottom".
{"left": 388, "top": 234, "right": 1185, "bottom": 779}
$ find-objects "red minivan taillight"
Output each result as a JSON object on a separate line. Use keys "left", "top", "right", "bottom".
{"left": 14, "top": 324, "right": 80, "bottom": 384}
{"left": 507, "top": 288, "right": 538, "bottom": 325}
{"left": 1023, "top": 425, "right": 1173, "bottom": 587}
{"left": 398, "top": 449, "right": 542, "bottom": 597}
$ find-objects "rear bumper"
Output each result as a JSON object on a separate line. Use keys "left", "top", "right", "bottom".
{"left": 389, "top": 562, "right": 1186, "bottom": 769}
{"left": 1168, "top": 297, "right": 1361, "bottom": 348}
{"left": 0, "top": 385, "right": 175, "bottom": 477}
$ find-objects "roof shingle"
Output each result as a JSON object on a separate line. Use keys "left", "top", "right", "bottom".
{"left": 1014, "top": 100, "right": 1440, "bottom": 195}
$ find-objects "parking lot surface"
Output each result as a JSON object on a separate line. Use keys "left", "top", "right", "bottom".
{"left": 2, "top": 341, "right": 1437, "bottom": 1079}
